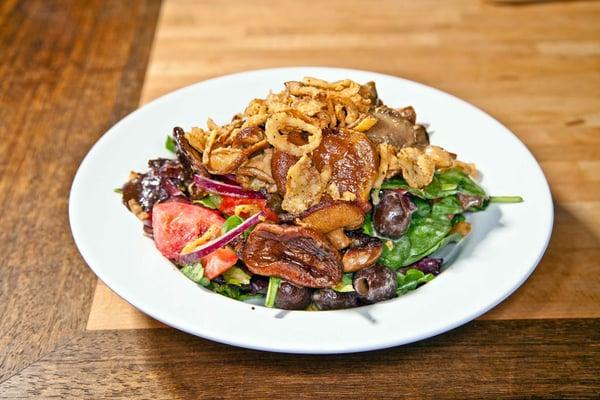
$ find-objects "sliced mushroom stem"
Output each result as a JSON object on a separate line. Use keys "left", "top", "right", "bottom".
{"left": 326, "top": 228, "right": 352, "bottom": 250}
{"left": 352, "top": 265, "right": 397, "bottom": 303}
{"left": 312, "top": 289, "right": 360, "bottom": 310}
{"left": 342, "top": 242, "right": 383, "bottom": 272}
{"left": 274, "top": 281, "right": 313, "bottom": 310}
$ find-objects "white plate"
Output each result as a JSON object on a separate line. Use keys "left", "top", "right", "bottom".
{"left": 69, "top": 67, "right": 553, "bottom": 354}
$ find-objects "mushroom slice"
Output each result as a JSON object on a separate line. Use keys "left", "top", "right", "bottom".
{"left": 271, "top": 149, "right": 299, "bottom": 195}
{"left": 365, "top": 105, "right": 430, "bottom": 149}
{"left": 311, "top": 128, "right": 379, "bottom": 203}
{"left": 342, "top": 236, "right": 383, "bottom": 273}
{"left": 353, "top": 265, "right": 397, "bottom": 303}
{"left": 397, "top": 106, "right": 417, "bottom": 124}
{"left": 299, "top": 200, "right": 365, "bottom": 234}
{"left": 326, "top": 228, "right": 352, "bottom": 250}
{"left": 241, "top": 223, "right": 343, "bottom": 288}
{"left": 342, "top": 240, "right": 383, "bottom": 272}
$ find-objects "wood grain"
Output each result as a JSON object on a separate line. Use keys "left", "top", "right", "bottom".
{"left": 0, "top": 0, "right": 162, "bottom": 382}
{"left": 2, "top": 0, "right": 600, "bottom": 397}
{"left": 2, "top": 319, "right": 599, "bottom": 399}
{"left": 86, "top": 281, "right": 166, "bottom": 330}
{"left": 87, "top": 0, "right": 600, "bottom": 330}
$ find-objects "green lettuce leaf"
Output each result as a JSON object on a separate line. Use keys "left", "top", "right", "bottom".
{"left": 431, "top": 195, "right": 463, "bottom": 217}
{"left": 193, "top": 194, "right": 222, "bottom": 210}
{"left": 396, "top": 268, "right": 435, "bottom": 296}
{"left": 380, "top": 168, "right": 487, "bottom": 199}
{"left": 165, "top": 135, "right": 176, "bottom": 153}
{"left": 223, "top": 266, "right": 251, "bottom": 286}
{"left": 333, "top": 273, "right": 355, "bottom": 292}
{"left": 221, "top": 215, "right": 244, "bottom": 234}
{"left": 181, "top": 263, "right": 210, "bottom": 286}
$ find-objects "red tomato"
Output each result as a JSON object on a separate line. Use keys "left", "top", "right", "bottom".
{"left": 152, "top": 201, "right": 224, "bottom": 259}
{"left": 218, "top": 196, "right": 278, "bottom": 221}
{"left": 201, "top": 247, "right": 238, "bottom": 280}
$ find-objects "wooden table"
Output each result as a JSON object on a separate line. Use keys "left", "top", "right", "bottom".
{"left": 1, "top": 0, "right": 598, "bottom": 398}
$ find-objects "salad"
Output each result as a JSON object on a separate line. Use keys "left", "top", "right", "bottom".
{"left": 119, "top": 77, "right": 521, "bottom": 311}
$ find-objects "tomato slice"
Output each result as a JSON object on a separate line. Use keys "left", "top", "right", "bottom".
{"left": 152, "top": 201, "right": 225, "bottom": 260}
{"left": 218, "top": 196, "right": 278, "bottom": 221}
{"left": 202, "top": 247, "right": 238, "bottom": 280}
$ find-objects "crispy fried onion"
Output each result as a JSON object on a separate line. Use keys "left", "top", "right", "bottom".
{"left": 282, "top": 155, "right": 331, "bottom": 214}
{"left": 377, "top": 145, "right": 475, "bottom": 189}
{"left": 373, "top": 143, "right": 393, "bottom": 188}
{"left": 182, "top": 77, "right": 376, "bottom": 177}
{"left": 265, "top": 112, "right": 322, "bottom": 157}
{"left": 451, "top": 159, "right": 478, "bottom": 177}
{"left": 396, "top": 147, "right": 439, "bottom": 188}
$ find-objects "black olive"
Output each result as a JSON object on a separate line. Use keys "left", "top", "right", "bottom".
{"left": 400, "top": 258, "right": 442, "bottom": 276}
{"left": 353, "top": 265, "right": 397, "bottom": 303}
{"left": 373, "top": 190, "right": 416, "bottom": 239}
{"left": 311, "top": 289, "right": 360, "bottom": 310}
{"left": 274, "top": 281, "right": 312, "bottom": 310}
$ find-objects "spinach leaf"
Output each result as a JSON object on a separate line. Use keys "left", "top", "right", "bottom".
{"left": 431, "top": 196, "right": 463, "bottom": 217}
{"left": 380, "top": 178, "right": 424, "bottom": 196}
{"left": 165, "top": 135, "right": 177, "bottom": 153}
{"left": 403, "top": 232, "right": 463, "bottom": 266}
{"left": 381, "top": 168, "right": 487, "bottom": 199}
{"left": 379, "top": 236, "right": 411, "bottom": 269}
{"left": 396, "top": 268, "right": 435, "bottom": 296}
{"left": 193, "top": 194, "right": 222, "bottom": 210}
{"left": 407, "top": 216, "right": 452, "bottom": 256}
{"left": 412, "top": 197, "right": 431, "bottom": 218}
{"left": 378, "top": 215, "right": 452, "bottom": 268}
{"left": 438, "top": 169, "right": 486, "bottom": 197}
{"left": 221, "top": 215, "right": 244, "bottom": 234}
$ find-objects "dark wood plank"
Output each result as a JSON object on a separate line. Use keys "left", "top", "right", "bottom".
{"left": 0, "top": 0, "right": 161, "bottom": 382}
{"left": 1, "top": 319, "right": 598, "bottom": 399}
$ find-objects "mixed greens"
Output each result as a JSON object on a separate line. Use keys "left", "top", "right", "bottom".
{"left": 164, "top": 135, "right": 521, "bottom": 304}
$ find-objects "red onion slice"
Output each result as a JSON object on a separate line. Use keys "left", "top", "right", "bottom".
{"left": 178, "top": 210, "right": 265, "bottom": 265}
{"left": 220, "top": 174, "right": 239, "bottom": 185}
{"left": 194, "top": 174, "right": 264, "bottom": 199}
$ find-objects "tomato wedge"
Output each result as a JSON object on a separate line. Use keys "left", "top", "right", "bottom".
{"left": 152, "top": 201, "right": 224, "bottom": 260}
{"left": 218, "top": 196, "right": 278, "bottom": 221}
{"left": 201, "top": 247, "right": 238, "bottom": 280}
